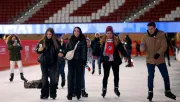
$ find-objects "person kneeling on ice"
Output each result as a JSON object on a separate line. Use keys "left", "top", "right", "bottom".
{"left": 100, "top": 26, "right": 128, "bottom": 98}
{"left": 141, "top": 22, "right": 176, "bottom": 101}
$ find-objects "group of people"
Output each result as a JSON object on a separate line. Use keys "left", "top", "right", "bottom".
{"left": 6, "top": 22, "right": 177, "bottom": 101}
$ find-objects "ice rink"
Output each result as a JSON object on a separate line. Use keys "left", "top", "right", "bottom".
{"left": 0, "top": 57, "right": 180, "bottom": 102}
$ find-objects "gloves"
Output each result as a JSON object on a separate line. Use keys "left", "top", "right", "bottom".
{"left": 154, "top": 53, "right": 160, "bottom": 59}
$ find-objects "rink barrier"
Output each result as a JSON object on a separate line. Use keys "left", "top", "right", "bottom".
{"left": 0, "top": 40, "right": 39, "bottom": 71}
{"left": 0, "top": 40, "right": 179, "bottom": 71}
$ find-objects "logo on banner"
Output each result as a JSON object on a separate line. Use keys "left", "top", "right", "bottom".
{"left": 0, "top": 46, "right": 6, "bottom": 54}
{"left": 25, "top": 46, "right": 30, "bottom": 63}
{"left": 32, "top": 45, "right": 36, "bottom": 53}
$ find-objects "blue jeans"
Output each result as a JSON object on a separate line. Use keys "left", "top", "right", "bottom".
{"left": 147, "top": 63, "right": 170, "bottom": 91}
{"left": 92, "top": 56, "right": 101, "bottom": 71}
{"left": 58, "top": 62, "right": 65, "bottom": 80}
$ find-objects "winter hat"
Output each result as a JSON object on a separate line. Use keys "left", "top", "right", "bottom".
{"left": 95, "top": 32, "right": 100, "bottom": 36}
{"left": 106, "top": 26, "right": 114, "bottom": 33}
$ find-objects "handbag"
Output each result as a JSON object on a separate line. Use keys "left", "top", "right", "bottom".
{"left": 37, "top": 54, "right": 46, "bottom": 63}
{"left": 65, "top": 41, "right": 80, "bottom": 60}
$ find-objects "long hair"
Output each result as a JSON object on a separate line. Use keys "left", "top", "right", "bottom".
{"left": 100, "top": 35, "right": 119, "bottom": 47}
{"left": 7, "top": 34, "right": 20, "bottom": 43}
{"left": 40, "top": 27, "right": 59, "bottom": 49}
{"left": 70, "top": 27, "right": 85, "bottom": 41}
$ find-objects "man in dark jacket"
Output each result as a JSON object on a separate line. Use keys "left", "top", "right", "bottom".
{"left": 134, "top": 41, "right": 142, "bottom": 56}
{"left": 124, "top": 35, "right": 133, "bottom": 67}
{"left": 91, "top": 32, "right": 101, "bottom": 75}
{"left": 164, "top": 34, "right": 173, "bottom": 66}
{"left": 171, "top": 37, "right": 177, "bottom": 60}
{"left": 140, "top": 22, "right": 176, "bottom": 101}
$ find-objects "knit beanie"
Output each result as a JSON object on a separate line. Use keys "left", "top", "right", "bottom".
{"left": 106, "top": 26, "right": 113, "bottom": 33}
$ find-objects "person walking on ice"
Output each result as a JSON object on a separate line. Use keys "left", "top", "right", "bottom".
{"left": 140, "top": 22, "right": 176, "bottom": 101}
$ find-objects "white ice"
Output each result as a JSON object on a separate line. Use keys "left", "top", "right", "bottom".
{"left": 0, "top": 57, "right": 180, "bottom": 102}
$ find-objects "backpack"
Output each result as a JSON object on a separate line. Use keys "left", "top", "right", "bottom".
{"left": 24, "top": 79, "right": 42, "bottom": 89}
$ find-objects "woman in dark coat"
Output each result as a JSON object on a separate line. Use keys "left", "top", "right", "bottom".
{"left": 36, "top": 28, "right": 62, "bottom": 99}
{"left": 7, "top": 34, "right": 28, "bottom": 82}
{"left": 100, "top": 26, "right": 127, "bottom": 98}
{"left": 66, "top": 27, "right": 87, "bottom": 100}
{"left": 57, "top": 38, "right": 66, "bottom": 88}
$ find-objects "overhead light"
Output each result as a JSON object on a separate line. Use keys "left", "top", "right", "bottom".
{"left": 36, "top": 4, "right": 38, "bottom": 6}
{"left": 33, "top": 7, "right": 35, "bottom": 9}
{"left": 154, "top": 1, "right": 156, "bottom": 3}
{"left": 17, "top": 20, "right": 19, "bottom": 22}
{"left": 129, "top": 18, "right": 131, "bottom": 20}
{"left": 29, "top": 10, "right": 31, "bottom": 12}
{"left": 149, "top": 4, "right": 151, "bottom": 6}
{"left": 144, "top": 7, "right": 146, "bottom": 10}
{"left": 139, "top": 11, "right": 141, "bottom": 13}
{"left": 40, "top": 1, "right": 42, "bottom": 3}
{"left": 134, "top": 15, "right": 136, "bottom": 16}
{"left": 25, "top": 13, "right": 27, "bottom": 15}
{"left": 21, "top": 17, "right": 23, "bottom": 18}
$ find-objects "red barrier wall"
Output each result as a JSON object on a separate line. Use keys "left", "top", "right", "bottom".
{"left": 0, "top": 40, "right": 39, "bottom": 71}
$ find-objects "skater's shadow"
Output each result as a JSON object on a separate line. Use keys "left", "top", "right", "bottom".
{"left": 4, "top": 80, "right": 24, "bottom": 84}
{"left": 101, "top": 97, "right": 120, "bottom": 102}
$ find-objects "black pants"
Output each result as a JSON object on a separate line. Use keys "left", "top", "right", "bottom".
{"left": 67, "top": 60, "right": 83, "bottom": 97}
{"left": 136, "top": 48, "right": 142, "bottom": 56}
{"left": 102, "top": 61, "right": 119, "bottom": 88}
{"left": 40, "top": 63, "right": 57, "bottom": 97}
{"left": 165, "top": 49, "right": 170, "bottom": 61}
{"left": 147, "top": 63, "right": 171, "bottom": 91}
{"left": 127, "top": 48, "right": 132, "bottom": 64}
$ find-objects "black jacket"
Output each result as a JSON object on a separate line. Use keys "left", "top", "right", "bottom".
{"left": 100, "top": 35, "right": 127, "bottom": 65}
{"left": 36, "top": 38, "right": 59, "bottom": 65}
{"left": 58, "top": 42, "right": 66, "bottom": 63}
{"left": 7, "top": 40, "right": 23, "bottom": 61}
{"left": 125, "top": 36, "right": 132, "bottom": 49}
{"left": 66, "top": 35, "right": 87, "bottom": 65}
{"left": 91, "top": 38, "right": 101, "bottom": 56}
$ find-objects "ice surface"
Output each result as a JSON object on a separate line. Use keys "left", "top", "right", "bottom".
{"left": 0, "top": 57, "right": 179, "bottom": 102}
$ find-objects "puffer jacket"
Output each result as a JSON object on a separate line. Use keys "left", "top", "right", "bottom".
{"left": 100, "top": 35, "right": 127, "bottom": 65}
{"left": 141, "top": 29, "right": 167, "bottom": 65}
{"left": 66, "top": 35, "right": 87, "bottom": 65}
{"left": 7, "top": 40, "right": 23, "bottom": 61}
{"left": 36, "top": 38, "right": 59, "bottom": 65}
